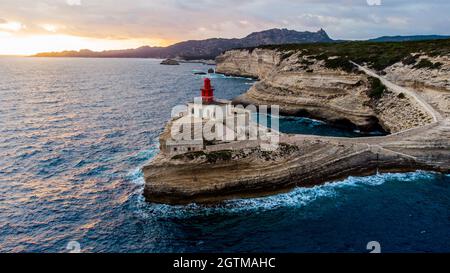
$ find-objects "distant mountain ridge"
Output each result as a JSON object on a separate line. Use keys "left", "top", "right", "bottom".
{"left": 369, "top": 35, "right": 450, "bottom": 42}
{"left": 33, "top": 29, "right": 450, "bottom": 60}
{"left": 33, "top": 28, "right": 333, "bottom": 60}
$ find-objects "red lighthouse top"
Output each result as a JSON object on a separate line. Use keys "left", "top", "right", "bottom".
{"left": 201, "top": 78, "right": 214, "bottom": 103}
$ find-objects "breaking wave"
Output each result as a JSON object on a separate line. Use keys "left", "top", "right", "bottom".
{"left": 133, "top": 171, "right": 440, "bottom": 220}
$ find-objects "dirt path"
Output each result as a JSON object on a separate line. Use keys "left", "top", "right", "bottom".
{"left": 351, "top": 62, "right": 443, "bottom": 122}
{"left": 279, "top": 62, "right": 450, "bottom": 179}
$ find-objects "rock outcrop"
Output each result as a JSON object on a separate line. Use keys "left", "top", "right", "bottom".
{"left": 144, "top": 122, "right": 450, "bottom": 204}
{"left": 160, "top": 59, "right": 180, "bottom": 65}
{"left": 371, "top": 90, "right": 433, "bottom": 132}
{"left": 384, "top": 55, "right": 450, "bottom": 91}
{"left": 383, "top": 55, "right": 450, "bottom": 119}
{"left": 217, "top": 49, "right": 436, "bottom": 133}
{"left": 215, "top": 49, "right": 281, "bottom": 78}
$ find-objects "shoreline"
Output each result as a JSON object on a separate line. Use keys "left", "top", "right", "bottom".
{"left": 144, "top": 166, "right": 447, "bottom": 205}
{"left": 142, "top": 56, "right": 450, "bottom": 205}
{"left": 143, "top": 119, "right": 450, "bottom": 204}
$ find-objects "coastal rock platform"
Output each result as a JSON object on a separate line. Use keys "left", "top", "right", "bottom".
{"left": 143, "top": 119, "right": 450, "bottom": 204}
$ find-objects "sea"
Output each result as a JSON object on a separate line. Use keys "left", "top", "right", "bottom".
{"left": 0, "top": 57, "right": 448, "bottom": 253}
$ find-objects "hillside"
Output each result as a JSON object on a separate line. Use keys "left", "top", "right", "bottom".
{"left": 216, "top": 38, "right": 450, "bottom": 132}
{"left": 369, "top": 35, "right": 450, "bottom": 42}
{"left": 252, "top": 39, "right": 450, "bottom": 71}
{"left": 33, "top": 28, "right": 332, "bottom": 60}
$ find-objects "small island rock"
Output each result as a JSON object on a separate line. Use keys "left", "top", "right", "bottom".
{"left": 161, "top": 59, "right": 180, "bottom": 65}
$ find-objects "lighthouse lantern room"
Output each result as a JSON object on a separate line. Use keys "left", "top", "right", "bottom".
{"left": 201, "top": 78, "right": 214, "bottom": 103}
{"left": 187, "top": 78, "right": 233, "bottom": 120}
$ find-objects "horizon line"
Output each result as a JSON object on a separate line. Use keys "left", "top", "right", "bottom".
{"left": 2, "top": 30, "right": 450, "bottom": 57}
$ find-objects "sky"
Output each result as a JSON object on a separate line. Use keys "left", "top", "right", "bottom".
{"left": 0, "top": 0, "right": 449, "bottom": 55}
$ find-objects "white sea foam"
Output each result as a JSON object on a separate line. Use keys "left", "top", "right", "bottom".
{"left": 133, "top": 171, "right": 440, "bottom": 219}
{"left": 127, "top": 142, "right": 159, "bottom": 185}
{"left": 128, "top": 168, "right": 145, "bottom": 185}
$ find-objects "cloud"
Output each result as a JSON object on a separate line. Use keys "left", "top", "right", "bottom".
{"left": 367, "top": 0, "right": 382, "bottom": 6}
{"left": 0, "top": 21, "right": 23, "bottom": 32}
{"left": 386, "top": 17, "right": 408, "bottom": 27}
{"left": 66, "top": 0, "right": 81, "bottom": 6}
{"left": 40, "top": 24, "right": 62, "bottom": 32}
{"left": 0, "top": 0, "right": 448, "bottom": 42}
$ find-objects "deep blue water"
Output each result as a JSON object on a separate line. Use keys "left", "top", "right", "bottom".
{"left": 259, "top": 114, "right": 385, "bottom": 137}
{"left": 0, "top": 57, "right": 448, "bottom": 253}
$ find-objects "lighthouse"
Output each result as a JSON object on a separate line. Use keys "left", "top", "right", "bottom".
{"left": 163, "top": 78, "right": 257, "bottom": 155}
{"left": 185, "top": 78, "right": 233, "bottom": 121}
{"left": 201, "top": 78, "right": 214, "bottom": 103}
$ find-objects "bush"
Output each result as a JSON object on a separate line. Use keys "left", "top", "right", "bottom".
{"left": 280, "top": 51, "right": 295, "bottom": 61}
{"left": 435, "top": 62, "right": 444, "bottom": 69}
{"left": 251, "top": 39, "right": 450, "bottom": 71}
{"left": 205, "top": 150, "right": 232, "bottom": 163}
{"left": 300, "top": 59, "right": 314, "bottom": 66}
{"left": 368, "top": 77, "right": 387, "bottom": 99}
{"left": 324, "top": 57, "right": 355, "bottom": 72}
{"left": 315, "top": 53, "right": 329, "bottom": 61}
{"left": 402, "top": 54, "right": 419, "bottom": 65}
{"left": 172, "top": 151, "right": 206, "bottom": 160}
{"left": 172, "top": 150, "right": 232, "bottom": 163}
{"left": 413, "top": 59, "right": 443, "bottom": 69}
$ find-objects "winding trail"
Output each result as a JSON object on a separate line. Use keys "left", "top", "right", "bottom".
{"left": 351, "top": 61, "right": 443, "bottom": 122}
{"left": 284, "top": 62, "right": 449, "bottom": 166}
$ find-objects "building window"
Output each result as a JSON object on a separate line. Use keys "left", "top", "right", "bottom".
{"left": 188, "top": 147, "right": 191, "bottom": 151}
{"left": 174, "top": 147, "right": 177, "bottom": 152}
{"left": 192, "top": 108, "right": 194, "bottom": 115}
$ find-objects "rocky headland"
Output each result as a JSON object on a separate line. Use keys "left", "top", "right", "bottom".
{"left": 216, "top": 45, "right": 444, "bottom": 133}
{"left": 143, "top": 39, "right": 450, "bottom": 204}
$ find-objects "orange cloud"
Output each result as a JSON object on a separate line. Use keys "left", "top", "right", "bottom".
{"left": 0, "top": 34, "right": 171, "bottom": 55}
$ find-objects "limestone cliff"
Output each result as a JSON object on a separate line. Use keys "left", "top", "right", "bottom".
{"left": 215, "top": 49, "right": 281, "bottom": 78}
{"left": 144, "top": 122, "right": 450, "bottom": 204}
{"left": 384, "top": 55, "right": 450, "bottom": 91}
{"left": 384, "top": 55, "right": 450, "bottom": 119}
{"left": 216, "top": 49, "right": 436, "bottom": 133}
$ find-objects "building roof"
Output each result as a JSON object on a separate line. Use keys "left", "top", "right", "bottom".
{"left": 188, "top": 98, "right": 231, "bottom": 106}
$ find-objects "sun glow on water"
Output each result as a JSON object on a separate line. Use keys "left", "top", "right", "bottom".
{"left": 0, "top": 34, "right": 172, "bottom": 55}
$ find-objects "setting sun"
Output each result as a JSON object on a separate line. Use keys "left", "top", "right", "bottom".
{"left": 0, "top": 33, "right": 172, "bottom": 55}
